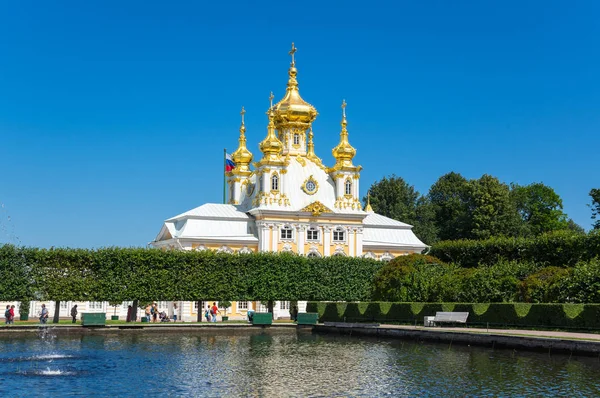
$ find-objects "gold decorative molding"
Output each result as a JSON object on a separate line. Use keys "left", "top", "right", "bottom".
{"left": 301, "top": 201, "right": 332, "bottom": 216}
{"left": 296, "top": 155, "right": 306, "bottom": 167}
{"left": 301, "top": 175, "right": 319, "bottom": 195}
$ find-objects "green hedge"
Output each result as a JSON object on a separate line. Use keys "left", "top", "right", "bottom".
{"left": 0, "top": 245, "right": 382, "bottom": 302}
{"left": 429, "top": 231, "right": 600, "bottom": 268}
{"left": 306, "top": 302, "right": 600, "bottom": 329}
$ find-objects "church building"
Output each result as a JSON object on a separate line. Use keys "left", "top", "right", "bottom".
{"left": 150, "top": 44, "right": 427, "bottom": 320}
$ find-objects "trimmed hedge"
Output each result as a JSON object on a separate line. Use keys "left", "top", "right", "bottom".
{"left": 306, "top": 301, "right": 600, "bottom": 329}
{"left": 0, "top": 245, "right": 383, "bottom": 302}
{"left": 429, "top": 231, "right": 600, "bottom": 268}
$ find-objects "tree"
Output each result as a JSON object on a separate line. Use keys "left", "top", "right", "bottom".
{"left": 510, "top": 182, "right": 569, "bottom": 236}
{"left": 590, "top": 188, "right": 600, "bottom": 230}
{"left": 471, "top": 175, "right": 521, "bottom": 240}
{"left": 365, "top": 175, "right": 437, "bottom": 244}
{"left": 428, "top": 172, "right": 474, "bottom": 241}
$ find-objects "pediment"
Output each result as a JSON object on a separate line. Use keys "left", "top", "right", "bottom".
{"left": 301, "top": 201, "right": 333, "bottom": 216}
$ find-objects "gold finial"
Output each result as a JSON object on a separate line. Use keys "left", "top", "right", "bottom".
{"left": 269, "top": 91, "right": 274, "bottom": 108}
{"left": 365, "top": 192, "right": 374, "bottom": 212}
{"left": 289, "top": 42, "right": 297, "bottom": 66}
{"left": 342, "top": 99, "right": 347, "bottom": 118}
{"left": 232, "top": 107, "right": 253, "bottom": 173}
{"left": 240, "top": 106, "right": 246, "bottom": 125}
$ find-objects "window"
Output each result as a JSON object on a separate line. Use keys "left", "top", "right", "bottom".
{"left": 293, "top": 134, "right": 300, "bottom": 145}
{"left": 280, "top": 225, "right": 293, "bottom": 240}
{"left": 307, "top": 251, "right": 320, "bottom": 258}
{"left": 238, "top": 301, "right": 248, "bottom": 310}
{"left": 307, "top": 226, "right": 319, "bottom": 241}
{"left": 60, "top": 302, "right": 69, "bottom": 310}
{"left": 271, "top": 174, "right": 279, "bottom": 191}
{"left": 345, "top": 179, "right": 352, "bottom": 195}
{"left": 159, "top": 301, "right": 168, "bottom": 309}
{"left": 333, "top": 226, "right": 345, "bottom": 242}
{"left": 280, "top": 301, "right": 290, "bottom": 310}
{"left": 88, "top": 302, "right": 103, "bottom": 310}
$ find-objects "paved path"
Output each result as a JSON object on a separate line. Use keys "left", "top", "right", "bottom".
{"left": 376, "top": 324, "right": 600, "bottom": 342}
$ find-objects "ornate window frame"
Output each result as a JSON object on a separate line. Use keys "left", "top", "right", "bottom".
{"left": 271, "top": 173, "right": 279, "bottom": 192}
{"left": 380, "top": 252, "right": 394, "bottom": 262}
{"left": 280, "top": 225, "right": 294, "bottom": 241}
{"left": 344, "top": 178, "right": 353, "bottom": 196}
{"left": 306, "top": 226, "right": 320, "bottom": 242}
{"left": 332, "top": 226, "right": 346, "bottom": 243}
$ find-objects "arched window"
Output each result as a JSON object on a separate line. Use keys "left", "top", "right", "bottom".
{"left": 293, "top": 133, "right": 300, "bottom": 145}
{"left": 280, "top": 225, "right": 293, "bottom": 240}
{"left": 345, "top": 179, "right": 352, "bottom": 195}
{"left": 307, "top": 226, "right": 319, "bottom": 241}
{"left": 307, "top": 251, "right": 320, "bottom": 258}
{"left": 380, "top": 252, "right": 394, "bottom": 262}
{"left": 333, "top": 226, "right": 345, "bottom": 242}
{"left": 271, "top": 174, "right": 279, "bottom": 191}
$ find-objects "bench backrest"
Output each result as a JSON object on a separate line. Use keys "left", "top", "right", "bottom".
{"left": 435, "top": 312, "right": 469, "bottom": 322}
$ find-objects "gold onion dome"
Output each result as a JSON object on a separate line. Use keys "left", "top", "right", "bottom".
{"left": 273, "top": 43, "right": 318, "bottom": 128}
{"left": 259, "top": 94, "right": 283, "bottom": 158}
{"left": 332, "top": 100, "right": 356, "bottom": 167}
{"left": 231, "top": 106, "right": 253, "bottom": 173}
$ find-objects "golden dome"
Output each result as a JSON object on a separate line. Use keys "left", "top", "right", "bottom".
{"left": 231, "top": 106, "right": 253, "bottom": 173}
{"left": 332, "top": 100, "right": 357, "bottom": 168}
{"left": 259, "top": 107, "right": 283, "bottom": 159}
{"left": 272, "top": 43, "right": 318, "bottom": 128}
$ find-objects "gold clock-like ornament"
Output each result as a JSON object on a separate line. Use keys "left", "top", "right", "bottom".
{"left": 302, "top": 175, "right": 319, "bottom": 195}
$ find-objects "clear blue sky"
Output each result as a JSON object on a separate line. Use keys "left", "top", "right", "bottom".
{"left": 1, "top": 1, "right": 598, "bottom": 248}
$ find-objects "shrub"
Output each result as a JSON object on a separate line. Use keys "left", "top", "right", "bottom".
{"left": 518, "top": 267, "right": 571, "bottom": 303}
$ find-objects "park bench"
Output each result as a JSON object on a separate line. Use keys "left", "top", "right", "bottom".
{"left": 425, "top": 312, "right": 469, "bottom": 327}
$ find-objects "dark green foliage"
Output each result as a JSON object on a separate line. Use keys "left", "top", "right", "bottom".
{"left": 309, "top": 301, "right": 600, "bottom": 329}
{"left": 590, "top": 188, "right": 600, "bottom": 230}
{"left": 364, "top": 175, "right": 437, "bottom": 245}
{"left": 0, "top": 245, "right": 382, "bottom": 302}
{"left": 371, "top": 254, "right": 449, "bottom": 302}
{"left": 518, "top": 267, "right": 571, "bottom": 303}
{"left": 510, "top": 182, "right": 569, "bottom": 236}
{"left": 430, "top": 231, "right": 600, "bottom": 268}
{"left": 428, "top": 172, "right": 474, "bottom": 241}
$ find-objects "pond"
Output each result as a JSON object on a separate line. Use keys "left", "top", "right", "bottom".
{"left": 0, "top": 328, "right": 598, "bottom": 397}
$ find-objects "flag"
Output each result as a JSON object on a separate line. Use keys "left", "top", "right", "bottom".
{"left": 225, "top": 153, "right": 235, "bottom": 172}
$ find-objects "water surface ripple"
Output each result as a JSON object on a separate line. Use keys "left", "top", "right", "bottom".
{"left": 0, "top": 329, "right": 598, "bottom": 397}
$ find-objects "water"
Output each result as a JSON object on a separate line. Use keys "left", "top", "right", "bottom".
{"left": 0, "top": 329, "right": 598, "bottom": 397}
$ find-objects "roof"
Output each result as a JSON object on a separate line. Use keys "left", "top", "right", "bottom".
{"left": 363, "top": 212, "right": 413, "bottom": 228}
{"left": 167, "top": 203, "right": 251, "bottom": 221}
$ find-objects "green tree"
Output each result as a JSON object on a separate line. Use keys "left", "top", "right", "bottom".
{"left": 365, "top": 175, "right": 437, "bottom": 244}
{"left": 471, "top": 175, "right": 521, "bottom": 239}
{"left": 510, "top": 182, "right": 569, "bottom": 236}
{"left": 428, "top": 172, "right": 474, "bottom": 241}
{"left": 590, "top": 188, "right": 600, "bottom": 230}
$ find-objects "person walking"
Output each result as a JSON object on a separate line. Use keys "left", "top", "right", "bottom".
{"left": 211, "top": 302, "right": 218, "bottom": 323}
{"left": 204, "top": 305, "right": 211, "bottom": 322}
{"left": 70, "top": 304, "right": 78, "bottom": 323}
{"left": 152, "top": 303, "right": 159, "bottom": 323}
{"left": 4, "top": 305, "right": 10, "bottom": 325}
{"left": 8, "top": 305, "right": 15, "bottom": 324}
{"left": 145, "top": 304, "right": 152, "bottom": 322}
{"left": 39, "top": 304, "right": 49, "bottom": 324}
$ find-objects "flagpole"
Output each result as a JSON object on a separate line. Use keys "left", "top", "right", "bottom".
{"left": 223, "top": 148, "right": 227, "bottom": 204}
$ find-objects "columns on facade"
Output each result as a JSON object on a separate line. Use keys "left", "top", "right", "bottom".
{"left": 348, "top": 226, "right": 355, "bottom": 257}
{"left": 271, "top": 223, "right": 280, "bottom": 252}
{"left": 323, "top": 226, "right": 331, "bottom": 256}
{"left": 296, "top": 224, "right": 305, "bottom": 255}
{"left": 355, "top": 227, "right": 364, "bottom": 257}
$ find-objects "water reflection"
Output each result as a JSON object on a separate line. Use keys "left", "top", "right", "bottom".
{"left": 0, "top": 330, "right": 598, "bottom": 397}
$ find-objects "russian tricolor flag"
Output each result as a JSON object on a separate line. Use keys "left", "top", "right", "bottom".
{"left": 225, "top": 153, "right": 235, "bottom": 172}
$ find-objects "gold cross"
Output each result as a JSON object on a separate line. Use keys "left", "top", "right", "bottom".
{"left": 342, "top": 99, "right": 347, "bottom": 118}
{"left": 269, "top": 91, "right": 274, "bottom": 108}
{"left": 289, "top": 42, "right": 297, "bottom": 65}
{"left": 240, "top": 106, "right": 245, "bottom": 124}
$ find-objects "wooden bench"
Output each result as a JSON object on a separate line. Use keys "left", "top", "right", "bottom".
{"left": 431, "top": 312, "right": 469, "bottom": 326}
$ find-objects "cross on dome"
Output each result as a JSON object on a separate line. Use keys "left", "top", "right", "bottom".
{"left": 289, "top": 42, "right": 297, "bottom": 66}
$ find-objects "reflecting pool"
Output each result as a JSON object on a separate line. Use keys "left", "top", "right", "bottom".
{"left": 0, "top": 328, "right": 598, "bottom": 397}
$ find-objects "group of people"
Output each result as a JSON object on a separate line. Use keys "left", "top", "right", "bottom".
{"left": 204, "top": 302, "right": 219, "bottom": 322}
{"left": 4, "top": 305, "right": 15, "bottom": 324}
{"left": 144, "top": 302, "right": 169, "bottom": 322}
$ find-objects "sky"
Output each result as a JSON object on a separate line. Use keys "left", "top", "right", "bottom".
{"left": 0, "top": 1, "right": 599, "bottom": 248}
